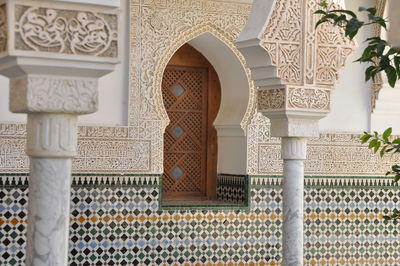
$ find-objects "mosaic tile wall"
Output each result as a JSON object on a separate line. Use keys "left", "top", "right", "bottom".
{"left": 1, "top": 174, "right": 400, "bottom": 265}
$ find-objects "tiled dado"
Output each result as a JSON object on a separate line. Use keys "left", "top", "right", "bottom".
{"left": 1, "top": 174, "right": 400, "bottom": 265}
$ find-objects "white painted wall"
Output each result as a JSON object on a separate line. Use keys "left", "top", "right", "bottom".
{"left": 0, "top": 0, "right": 129, "bottom": 126}
{"left": 319, "top": 0, "right": 375, "bottom": 134}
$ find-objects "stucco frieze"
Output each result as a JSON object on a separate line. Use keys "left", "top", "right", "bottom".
{"left": 0, "top": 0, "right": 119, "bottom": 60}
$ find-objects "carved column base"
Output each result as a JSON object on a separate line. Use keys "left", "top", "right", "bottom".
{"left": 281, "top": 137, "right": 307, "bottom": 266}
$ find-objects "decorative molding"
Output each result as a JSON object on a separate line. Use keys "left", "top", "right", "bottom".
{"left": 10, "top": 75, "right": 98, "bottom": 114}
{"left": 14, "top": 5, "right": 118, "bottom": 57}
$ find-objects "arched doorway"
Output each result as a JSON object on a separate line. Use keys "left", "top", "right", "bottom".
{"left": 162, "top": 44, "right": 221, "bottom": 200}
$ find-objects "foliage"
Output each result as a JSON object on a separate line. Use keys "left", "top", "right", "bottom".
{"left": 316, "top": 0, "right": 400, "bottom": 88}
{"left": 316, "top": 1, "right": 400, "bottom": 221}
{"left": 361, "top": 128, "right": 400, "bottom": 220}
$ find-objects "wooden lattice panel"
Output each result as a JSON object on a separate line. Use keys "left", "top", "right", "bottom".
{"left": 162, "top": 66, "right": 208, "bottom": 198}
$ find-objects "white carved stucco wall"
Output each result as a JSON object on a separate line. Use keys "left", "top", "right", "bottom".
{"left": 0, "top": 0, "right": 397, "bottom": 176}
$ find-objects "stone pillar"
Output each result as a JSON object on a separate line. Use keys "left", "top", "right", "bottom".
{"left": 25, "top": 115, "right": 77, "bottom": 266}
{"left": 236, "top": 1, "right": 355, "bottom": 264}
{"left": 9, "top": 74, "right": 98, "bottom": 265}
{"left": 281, "top": 137, "right": 307, "bottom": 266}
{"left": 0, "top": 1, "right": 120, "bottom": 265}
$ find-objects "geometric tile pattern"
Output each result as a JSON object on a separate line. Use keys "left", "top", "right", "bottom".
{"left": 1, "top": 174, "right": 400, "bottom": 265}
{"left": 217, "top": 174, "right": 248, "bottom": 204}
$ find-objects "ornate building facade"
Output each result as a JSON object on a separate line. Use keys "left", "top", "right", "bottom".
{"left": 0, "top": 0, "right": 399, "bottom": 265}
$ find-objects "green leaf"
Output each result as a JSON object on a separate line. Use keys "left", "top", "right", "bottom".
{"left": 384, "top": 66, "right": 397, "bottom": 88}
{"left": 331, "top": 9, "right": 357, "bottom": 18}
{"left": 334, "top": 14, "right": 347, "bottom": 26}
{"left": 368, "top": 139, "right": 378, "bottom": 149}
{"left": 394, "top": 56, "right": 400, "bottom": 76}
{"left": 394, "top": 174, "right": 400, "bottom": 183}
{"left": 366, "top": 7, "right": 377, "bottom": 15}
{"left": 316, "top": 18, "right": 329, "bottom": 28}
{"left": 393, "top": 138, "right": 400, "bottom": 144}
{"left": 380, "top": 145, "right": 387, "bottom": 157}
{"left": 314, "top": 10, "right": 327, "bottom": 15}
{"left": 374, "top": 141, "right": 381, "bottom": 153}
{"left": 360, "top": 133, "right": 372, "bottom": 143}
{"left": 365, "top": 65, "right": 376, "bottom": 82}
{"left": 319, "top": 0, "right": 328, "bottom": 8}
{"left": 345, "top": 18, "right": 364, "bottom": 39}
{"left": 392, "top": 165, "right": 400, "bottom": 172}
{"left": 383, "top": 127, "right": 392, "bottom": 141}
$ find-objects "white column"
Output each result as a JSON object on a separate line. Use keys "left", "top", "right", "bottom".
{"left": 24, "top": 114, "right": 78, "bottom": 265}
{"left": 281, "top": 137, "right": 307, "bottom": 266}
{"left": 9, "top": 76, "right": 97, "bottom": 266}
{"left": 0, "top": 2, "right": 120, "bottom": 265}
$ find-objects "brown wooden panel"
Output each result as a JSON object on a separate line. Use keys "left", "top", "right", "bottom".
{"left": 162, "top": 44, "right": 221, "bottom": 200}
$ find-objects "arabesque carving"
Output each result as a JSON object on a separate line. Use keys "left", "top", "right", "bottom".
{"left": 10, "top": 76, "right": 98, "bottom": 114}
{"left": 14, "top": 5, "right": 118, "bottom": 57}
{"left": 258, "top": 88, "right": 286, "bottom": 110}
{"left": 288, "top": 87, "right": 330, "bottom": 110}
{"left": 255, "top": 0, "right": 355, "bottom": 113}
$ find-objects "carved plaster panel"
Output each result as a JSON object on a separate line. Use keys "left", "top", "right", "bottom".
{"left": 247, "top": 115, "right": 400, "bottom": 176}
{"left": 287, "top": 87, "right": 330, "bottom": 110}
{"left": 10, "top": 76, "right": 98, "bottom": 114}
{"left": 258, "top": 88, "right": 286, "bottom": 110}
{"left": 256, "top": 0, "right": 355, "bottom": 114}
{"left": 0, "top": 0, "right": 119, "bottom": 60}
{"left": 14, "top": 5, "right": 118, "bottom": 57}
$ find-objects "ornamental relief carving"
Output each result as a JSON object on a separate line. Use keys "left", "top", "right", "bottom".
{"left": 10, "top": 76, "right": 98, "bottom": 114}
{"left": 258, "top": 88, "right": 286, "bottom": 110}
{"left": 14, "top": 5, "right": 118, "bottom": 57}
{"left": 287, "top": 87, "right": 330, "bottom": 110}
{"left": 260, "top": 0, "right": 355, "bottom": 89}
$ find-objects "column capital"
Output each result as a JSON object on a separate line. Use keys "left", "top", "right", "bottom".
{"left": 236, "top": 0, "right": 356, "bottom": 139}
{"left": 10, "top": 75, "right": 98, "bottom": 114}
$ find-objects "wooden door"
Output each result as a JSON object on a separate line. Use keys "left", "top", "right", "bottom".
{"left": 162, "top": 44, "right": 221, "bottom": 200}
